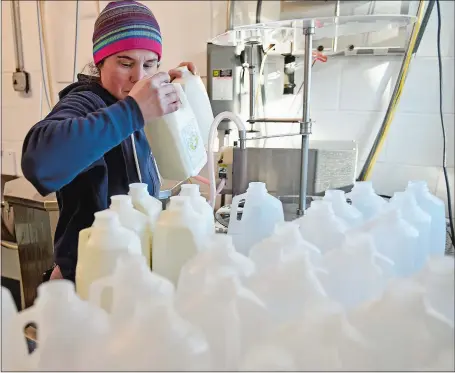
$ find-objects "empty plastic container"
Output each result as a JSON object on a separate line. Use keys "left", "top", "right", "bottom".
{"left": 228, "top": 182, "right": 284, "bottom": 256}
{"left": 406, "top": 181, "right": 446, "bottom": 256}
{"left": 249, "top": 221, "right": 323, "bottom": 270}
{"left": 2, "top": 287, "right": 30, "bottom": 371}
{"left": 153, "top": 196, "right": 206, "bottom": 285}
{"left": 128, "top": 183, "right": 162, "bottom": 230}
{"left": 347, "top": 181, "right": 387, "bottom": 221}
{"left": 179, "top": 183, "right": 215, "bottom": 236}
{"left": 90, "top": 254, "right": 175, "bottom": 325}
{"left": 75, "top": 210, "right": 142, "bottom": 308}
{"left": 177, "top": 234, "right": 255, "bottom": 302}
{"left": 414, "top": 256, "right": 454, "bottom": 324}
{"left": 110, "top": 195, "right": 152, "bottom": 266}
{"left": 296, "top": 200, "right": 348, "bottom": 254}
{"left": 323, "top": 189, "right": 363, "bottom": 227}
{"left": 13, "top": 281, "right": 110, "bottom": 371}
{"left": 319, "top": 233, "right": 389, "bottom": 309}
{"left": 390, "top": 191, "right": 432, "bottom": 271}
{"left": 176, "top": 275, "right": 270, "bottom": 371}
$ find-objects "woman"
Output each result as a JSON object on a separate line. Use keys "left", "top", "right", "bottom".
{"left": 21, "top": 0, "right": 198, "bottom": 281}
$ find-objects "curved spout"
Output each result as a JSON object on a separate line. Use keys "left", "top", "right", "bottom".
{"left": 207, "top": 111, "right": 246, "bottom": 208}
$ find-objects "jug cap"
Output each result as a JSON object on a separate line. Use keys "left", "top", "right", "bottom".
{"left": 247, "top": 182, "right": 267, "bottom": 193}
{"left": 180, "top": 184, "right": 201, "bottom": 197}
{"left": 93, "top": 210, "right": 121, "bottom": 228}
{"left": 128, "top": 183, "right": 149, "bottom": 198}
{"left": 110, "top": 195, "right": 134, "bottom": 209}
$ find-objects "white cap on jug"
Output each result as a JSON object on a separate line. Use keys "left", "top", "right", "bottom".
{"left": 93, "top": 210, "right": 120, "bottom": 228}
{"left": 129, "top": 183, "right": 149, "bottom": 198}
{"left": 180, "top": 184, "right": 201, "bottom": 198}
{"left": 37, "top": 280, "right": 75, "bottom": 299}
{"left": 110, "top": 195, "right": 134, "bottom": 209}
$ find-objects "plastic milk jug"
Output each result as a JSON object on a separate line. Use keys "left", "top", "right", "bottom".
{"left": 128, "top": 183, "right": 162, "bottom": 229}
{"left": 228, "top": 182, "right": 285, "bottom": 256}
{"left": 110, "top": 195, "right": 151, "bottom": 266}
{"left": 406, "top": 180, "right": 447, "bottom": 256}
{"left": 153, "top": 196, "right": 206, "bottom": 285}
{"left": 75, "top": 210, "right": 142, "bottom": 308}
{"left": 296, "top": 200, "right": 348, "bottom": 254}
{"left": 347, "top": 181, "right": 387, "bottom": 221}
{"left": 2, "top": 287, "right": 30, "bottom": 371}
{"left": 323, "top": 189, "right": 363, "bottom": 227}
{"left": 179, "top": 183, "right": 215, "bottom": 235}
{"left": 177, "top": 234, "right": 255, "bottom": 302}
{"left": 173, "top": 66, "right": 214, "bottom": 147}
{"left": 144, "top": 83, "right": 207, "bottom": 181}
{"left": 90, "top": 254, "right": 175, "bottom": 325}
{"left": 13, "top": 281, "right": 110, "bottom": 371}
{"left": 354, "top": 208, "right": 419, "bottom": 277}
{"left": 390, "top": 191, "right": 432, "bottom": 271}
{"left": 249, "top": 221, "right": 323, "bottom": 270}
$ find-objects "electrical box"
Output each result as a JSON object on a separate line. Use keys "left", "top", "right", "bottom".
{"left": 12, "top": 71, "right": 30, "bottom": 93}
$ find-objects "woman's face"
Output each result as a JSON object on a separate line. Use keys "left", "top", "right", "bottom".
{"left": 99, "top": 49, "right": 159, "bottom": 100}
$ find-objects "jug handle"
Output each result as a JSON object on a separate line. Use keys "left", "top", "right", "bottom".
{"left": 12, "top": 306, "right": 39, "bottom": 341}
{"left": 78, "top": 228, "right": 91, "bottom": 256}
{"left": 89, "top": 276, "right": 114, "bottom": 312}
{"left": 230, "top": 193, "right": 246, "bottom": 225}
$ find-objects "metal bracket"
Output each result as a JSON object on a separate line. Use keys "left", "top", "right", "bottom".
{"left": 299, "top": 120, "right": 313, "bottom": 135}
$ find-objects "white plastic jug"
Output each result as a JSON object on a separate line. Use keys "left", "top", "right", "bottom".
{"left": 173, "top": 66, "right": 214, "bottom": 148}
{"left": 1, "top": 287, "right": 30, "bottom": 371}
{"left": 414, "top": 256, "right": 454, "bottom": 324}
{"left": 75, "top": 210, "right": 142, "bottom": 307}
{"left": 99, "top": 301, "right": 211, "bottom": 371}
{"left": 128, "top": 182, "right": 162, "bottom": 230}
{"left": 323, "top": 189, "right": 363, "bottom": 227}
{"left": 296, "top": 200, "right": 348, "bottom": 254}
{"left": 153, "top": 196, "right": 206, "bottom": 285}
{"left": 353, "top": 208, "right": 419, "bottom": 277}
{"left": 227, "top": 182, "right": 285, "bottom": 256}
{"left": 90, "top": 254, "right": 175, "bottom": 325}
{"left": 406, "top": 180, "right": 447, "bottom": 256}
{"left": 110, "top": 195, "right": 151, "bottom": 266}
{"left": 390, "top": 191, "right": 432, "bottom": 271}
{"left": 177, "top": 234, "right": 255, "bottom": 302}
{"left": 239, "top": 345, "right": 297, "bottom": 371}
{"left": 176, "top": 275, "right": 270, "bottom": 371}
{"left": 347, "top": 181, "right": 387, "bottom": 221}
{"left": 144, "top": 83, "right": 207, "bottom": 181}
{"left": 179, "top": 183, "right": 215, "bottom": 235}
{"left": 247, "top": 237, "right": 328, "bottom": 324}
{"left": 348, "top": 279, "right": 454, "bottom": 371}
{"left": 249, "top": 221, "right": 323, "bottom": 270}
{"left": 13, "top": 281, "right": 110, "bottom": 371}
{"left": 319, "top": 233, "right": 388, "bottom": 309}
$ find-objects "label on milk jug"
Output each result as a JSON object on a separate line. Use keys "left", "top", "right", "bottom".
{"left": 182, "top": 119, "right": 205, "bottom": 164}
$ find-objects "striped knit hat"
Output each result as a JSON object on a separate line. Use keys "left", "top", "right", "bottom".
{"left": 93, "top": 0, "right": 162, "bottom": 65}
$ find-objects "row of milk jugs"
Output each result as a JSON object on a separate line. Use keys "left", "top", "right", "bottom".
{"left": 76, "top": 183, "right": 215, "bottom": 308}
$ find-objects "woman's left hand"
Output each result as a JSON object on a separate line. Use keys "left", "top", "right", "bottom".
{"left": 169, "top": 62, "right": 198, "bottom": 81}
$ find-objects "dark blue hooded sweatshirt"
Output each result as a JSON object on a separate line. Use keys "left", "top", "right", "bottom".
{"left": 21, "top": 74, "right": 161, "bottom": 282}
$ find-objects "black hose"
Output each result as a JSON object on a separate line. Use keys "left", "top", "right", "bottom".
{"left": 413, "top": 0, "right": 435, "bottom": 54}
{"left": 435, "top": 0, "right": 455, "bottom": 246}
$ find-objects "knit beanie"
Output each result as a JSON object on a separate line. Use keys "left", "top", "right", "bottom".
{"left": 92, "top": 0, "right": 162, "bottom": 65}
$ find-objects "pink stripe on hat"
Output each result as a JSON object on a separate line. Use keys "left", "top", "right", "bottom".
{"left": 93, "top": 38, "right": 162, "bottom": 65}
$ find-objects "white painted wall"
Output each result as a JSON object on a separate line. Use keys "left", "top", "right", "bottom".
{"left": 1, "top": 0, "right": 454, "bottom": 217}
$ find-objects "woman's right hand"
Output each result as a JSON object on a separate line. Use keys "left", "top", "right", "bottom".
{"left": 128, "top": 72, "right": 180, "bottom": 122}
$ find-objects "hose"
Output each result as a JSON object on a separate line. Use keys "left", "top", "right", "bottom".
{"left": 358, "top": 0, "right": 426, "bottom": 181}
{"left": 36, "top": 0, "right": 53, "bottom": 112}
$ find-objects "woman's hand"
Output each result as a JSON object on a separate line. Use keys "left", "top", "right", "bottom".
{"left": 128, "top": 72, "right": 180, "bottom": 122}
{"left": 169, "top": 62, "right": 198, "bottom": 81}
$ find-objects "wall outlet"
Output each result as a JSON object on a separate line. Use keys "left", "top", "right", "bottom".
{"left": 12, "top": 71, "right": 30, "bottom": 93}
